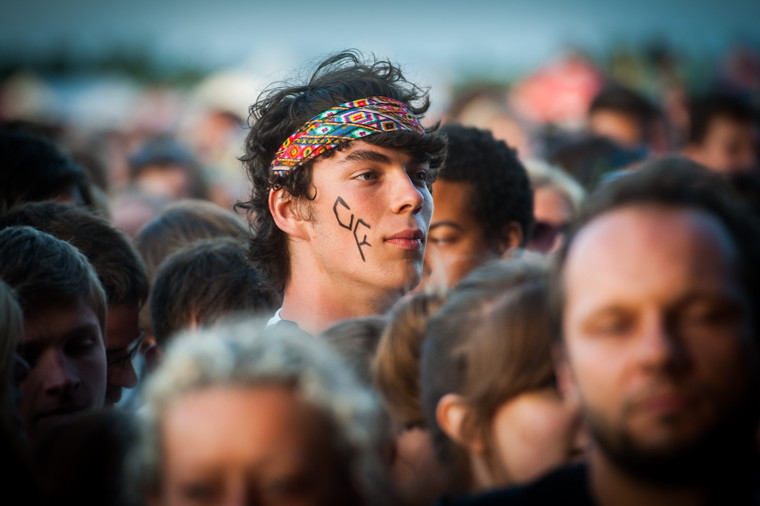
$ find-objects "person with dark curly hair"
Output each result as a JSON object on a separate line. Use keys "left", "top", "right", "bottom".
{"left": 420, "top": 124, "right": 533, "bottom": 292}
{"left": 239, "top": 51, "right": 446, "bottom": 335}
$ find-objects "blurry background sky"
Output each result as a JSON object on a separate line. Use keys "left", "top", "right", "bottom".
{"left": 2, "top": 0, "right": 758, "bottom": 80}
{"left": 2, "top": 0, "right": 758, "bottom": 209}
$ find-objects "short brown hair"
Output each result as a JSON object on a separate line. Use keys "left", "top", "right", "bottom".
{"left": 319, "top": 315, "right": 387, "bottom": 386}
{"left": 134, "top": 200, "right": 249, "bottom": 335}
{"left": 0, "top": 226, "right": 107, "bottom": 332}
{"left": 0, "top": 202, "right": 148, "bottom": 307}
{"left": 150, "top": 238, "right": 277, "bottom": 347}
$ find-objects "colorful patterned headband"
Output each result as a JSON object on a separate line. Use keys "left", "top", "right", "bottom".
{"left": 269, "top": 96, "right": 425, "bottom": 173}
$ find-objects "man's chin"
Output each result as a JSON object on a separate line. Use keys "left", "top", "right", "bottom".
{"left": 590, "top": 412, "right": 758, "bottom": 486}
{"left": 30, "top": 407, "right": 88, "bottom": 439}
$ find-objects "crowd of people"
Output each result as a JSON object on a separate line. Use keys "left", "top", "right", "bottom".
{"left": 1, "top": 47, "right": 759, "bottom": 505}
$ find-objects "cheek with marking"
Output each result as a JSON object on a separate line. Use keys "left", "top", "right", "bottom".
{"left": 332, "top": 196, "right": 372, "bottom": 262}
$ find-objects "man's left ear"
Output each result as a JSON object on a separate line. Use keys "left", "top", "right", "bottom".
{"left": 496, "top": 222, "right": 523, "bottom": 255}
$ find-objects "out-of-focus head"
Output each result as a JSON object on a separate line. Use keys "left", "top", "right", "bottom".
{"left": 0, "top": 202, "right": 149, "bottom": 405}
{"left": 421, "top": 124, "right": 533, "bottom": 292}
{"left": 448, "top": 86, "right": 533, "bottom": 158}
{"left": 135, "top": 199, "right": 248, "bottom": 282}
{"left": 588, "top": 84, "right": 663, "bottom": 151}
{"left": 372, "top": 291, "right": 449, "bottom": 506}
{"left": 149, "top": 237, "right": 278, "bottom": 350}
{"left": 686, "top": 92, "right": 758, "bottom": 174}
{"left": 109, "top": 190, "right": 168, "bottom": 240}
{"left": 523, "top": 160, "right": 586, "bottom": 253}
{"left": 553, "top": 156, "right": 760, "bottom": 485}
{"left": 0, "top": 280, "right": 27, "bottom": 435}
{"left": 0, "top": 226, "right": 107, "bottom": 445}
{"left": 547, "top": 134, "right": 648, "bottom": 191}
{"left": 421, "top": 259, "right": 583, "bottom": 491}
{"left": 374, "top": 291, "right": 446, "bottom": 428}
{"left": 133, "top": 319, "right": 385, "bottom": 506}
{"left": 239, "top": 50, "right": 446, "bottom": 295}
{"left": 0, "top": 130, "right": 94, "bottom": 212}
{"left": 134, "top": 199, "right": 248, "bottom": 339}
{"left": 318, "top": 315, "right": 386, "bottom": 386}
{"left": 128, "top": 137, "right": 209, "bottom": 201}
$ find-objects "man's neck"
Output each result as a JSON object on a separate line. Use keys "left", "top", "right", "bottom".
{"left": 589, "top": 449, "right": 708, "bottom": 506}
{"left": 281, "top": 268, "right": 401, "bottom": 336}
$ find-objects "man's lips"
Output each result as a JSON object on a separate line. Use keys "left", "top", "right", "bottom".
{"left": 631, "top": 390, "right": 697, "bottom": 417}
{"left": 384, "top": 230, "right": 425, "bottom": 250}
{"left": 34, "top": 405, "right": 86, "bottom": 424}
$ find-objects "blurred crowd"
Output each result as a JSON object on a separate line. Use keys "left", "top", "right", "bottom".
{"left": 1, "top": 41, "right": 760, "bottom": 506}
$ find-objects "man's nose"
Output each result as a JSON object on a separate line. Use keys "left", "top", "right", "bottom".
{"left": 637, "top": 315, "right": 690, "bottom": 372}
{"left": 392, "top": 172, "right": 425, "bottom": 214}
{"left": 42, "top": 350, "right": 81, "bottom": 395}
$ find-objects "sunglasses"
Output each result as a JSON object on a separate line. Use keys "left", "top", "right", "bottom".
{"left": 529, "top": 221, "right": 570, "bottom": 253}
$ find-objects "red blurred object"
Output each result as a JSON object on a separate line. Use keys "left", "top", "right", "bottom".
{"left": 510, "top": 54, "right": 604, "bottom": 129}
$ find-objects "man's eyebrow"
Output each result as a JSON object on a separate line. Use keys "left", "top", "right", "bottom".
{"left": 342, "top": 150, "right": 392, "bottom": 164}
{"left": 430, "top": 221, "right": 464, "bottom": 232}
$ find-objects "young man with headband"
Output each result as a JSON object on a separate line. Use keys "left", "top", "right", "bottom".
{"left": 241, "top": 52, "right": 446, "bottom": 335}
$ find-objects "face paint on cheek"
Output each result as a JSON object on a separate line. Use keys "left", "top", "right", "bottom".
{"left": 333, "top": 196, "right": 372, "bottom": 262}
{"left": 353, "top": 219, "right": 371, "bottom": 262}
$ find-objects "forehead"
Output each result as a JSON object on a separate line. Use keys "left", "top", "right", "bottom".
{"left": 23, "top": 300, "right": 102, "bottom": 344}
{"left": 431, "top": 180, "right": 476, "bottom": 222}
{"left": 162, "top": 385, "right": 328, "bottom": 463}
{"left": 563, "top": 205, "right": 739, "bottom": 304}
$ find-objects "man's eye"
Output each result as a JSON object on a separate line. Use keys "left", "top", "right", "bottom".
{"left": 588, "top": 317, "right": 632, "bottom": 336}
{"left": 355, "top": 171, "right": 377, "bottom": 181}
{"left": 66, "top": 337, "right": 97, "bottom": 355}
{"left": 679, "top": 303, "right": 740, "bottom": 329}
{"left": 429, "top": 237, "right": 454, "bottom": 245}
{"left": 413, "top": 170, "right": 429, "bottom": 183}
{"left": 106, "top": 349, "right": 130, "bottom": 367}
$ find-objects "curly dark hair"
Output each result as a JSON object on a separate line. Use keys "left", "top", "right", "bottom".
{"left": 437, "top": 123, "right": 534, "bottom": 247}
{"left": 238, "top": 51, "right": 447, "bottom": 293}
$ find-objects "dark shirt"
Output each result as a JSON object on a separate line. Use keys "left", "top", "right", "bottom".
{"left": 436, "top": 463, "right": 595, "bottom": 506}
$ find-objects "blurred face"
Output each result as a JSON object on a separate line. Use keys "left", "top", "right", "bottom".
{"left": 589, "top": 110, "right": 642, "bottom": 148}
{"left": 104, "top": 304, "right": 141, "bottom": 405}
{"left": 421, "top": 180, "right": 493, "bottom": 291}
{"left": 16, "top": 300, "right": 107, "bottom": 444}
{"left": 689, "top": 116, "right": 757, "bottom": 174}
{"left": 136, "top": 163, "right": 194, "bottom": 200}
{"left": 156, "top": 385, "right": 353, "bottom": 506}
{"left": 562, "top": 206, "right": 756, "bottom": 470}
{"left": 528, "top": 186, "right": 573, "bottom": 253}
{"left": 490, "top": 388, "right": 585, "bottom": 485}
{"left": 391, "top": 427, "right": 450, "bottom": 506}
{"left": 301, "top": 141, "right": 433, "bottom": 296}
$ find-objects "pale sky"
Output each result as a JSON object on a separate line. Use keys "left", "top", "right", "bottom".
{"left": 1, "top": 0, "right": 758, "bottom": 79}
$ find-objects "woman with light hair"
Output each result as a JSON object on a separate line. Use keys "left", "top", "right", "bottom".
{"left": 131, "top": 318, "right": 389, "bottom": 506}
{"left": 522, "top": 160, "right": 586, "bottom": 254}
